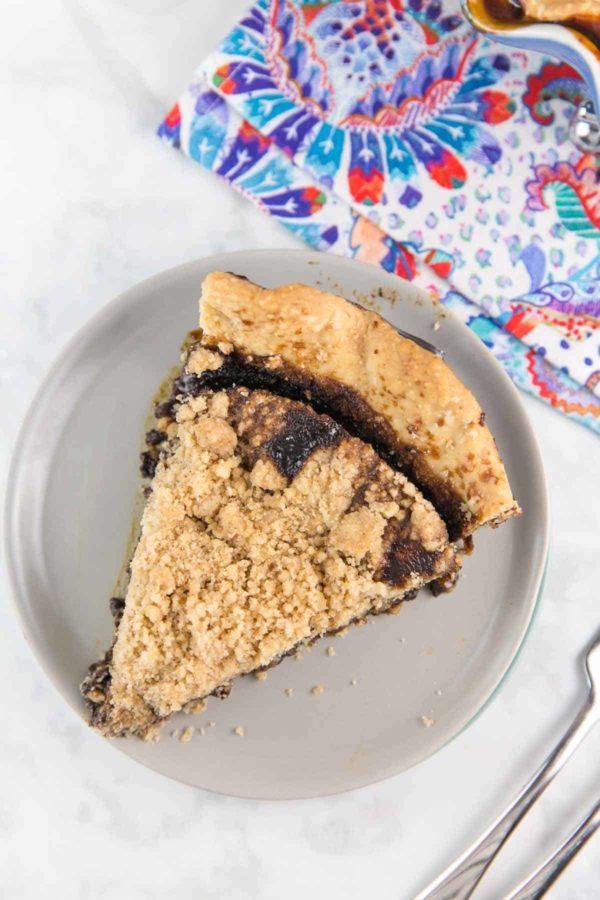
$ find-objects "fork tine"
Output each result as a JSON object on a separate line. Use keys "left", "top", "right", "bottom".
{"left": 504, "top": 799, "right": 600, "bottom": 900}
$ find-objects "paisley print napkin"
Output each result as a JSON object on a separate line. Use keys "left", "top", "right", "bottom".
{"left": 159, "top": 0, "right": 600, "bottom": 433}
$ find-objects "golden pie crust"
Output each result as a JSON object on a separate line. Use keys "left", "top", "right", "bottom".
{"left": 524, "top": 0, "right": 600, "bottom": 19}
{"left": 199, "top": 272, "right": 520, "bottom": 539}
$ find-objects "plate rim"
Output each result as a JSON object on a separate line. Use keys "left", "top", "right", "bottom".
{"left": 4, "top": 249, "right": 550, "bottom": 798}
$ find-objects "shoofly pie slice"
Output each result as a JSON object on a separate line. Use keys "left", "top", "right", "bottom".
{"left": 82, "top": 273, "right": 518, "bottom": 741}
{"left": 198, "top": 273, "right": 520, "bottom": 540}
{"left": 82, "top": 375, "right": 459, "bottom": 740}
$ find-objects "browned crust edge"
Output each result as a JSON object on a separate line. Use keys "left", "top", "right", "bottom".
{"left": 169, "top": 344, "right": 484, "bottom": 541}
{"left": 199, "top": 273, "right": 521, "bottom": 539}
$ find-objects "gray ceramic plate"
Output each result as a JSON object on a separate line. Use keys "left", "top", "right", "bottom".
{"left": 5, "top": 250, "right": 549, "bottom": 799}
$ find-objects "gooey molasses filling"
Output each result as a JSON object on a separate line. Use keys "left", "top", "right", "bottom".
{"left": 162, "top": 345, "right": 469, "bottom": 542}
{"left": 260, "top": 406, "right": 343, "bottom": 482}
{"left": 147, "top": 373, "right": 451, "bottom": 591}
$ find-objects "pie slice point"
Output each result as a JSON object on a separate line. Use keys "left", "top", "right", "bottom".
{"left": 82, "top": 383, "right": 459, "bottom": 739}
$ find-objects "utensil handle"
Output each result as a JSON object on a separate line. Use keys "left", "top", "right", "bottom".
{"left": 504, "top": 799, "right": 600, "bottom": 900}
{"left": 414, "top": 700, "right": 598, "bottom": 900}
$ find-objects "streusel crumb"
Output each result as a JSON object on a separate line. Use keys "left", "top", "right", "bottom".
{"left": 84, "top": 386, "right": 457, "bottom": 739}
{"left": 184, "top": 699, "right": 207, "bottom": 714}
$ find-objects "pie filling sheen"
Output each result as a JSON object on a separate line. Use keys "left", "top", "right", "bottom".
{"left": 81, "top": 274, "right": 519, "bottom": 740}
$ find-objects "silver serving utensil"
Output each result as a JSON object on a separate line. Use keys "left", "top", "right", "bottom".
{"left": 505, "top": 798, "right": 600, "bottom": 900}
{"left": 415, "top": 632, "right": 600, "bottom": 900}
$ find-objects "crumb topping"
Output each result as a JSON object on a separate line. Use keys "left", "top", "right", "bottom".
{"left": 180, "top": 726, "right": 195, "bottom": 743}
{"left": 84, "top": 385, "right": 457, "bottom": 739}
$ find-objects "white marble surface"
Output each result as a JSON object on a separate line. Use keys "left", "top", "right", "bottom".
{"left": 2, "top": 2, "right": 600, "bottom": 898}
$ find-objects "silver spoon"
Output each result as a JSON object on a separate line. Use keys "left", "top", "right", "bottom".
{"left": 415, "top": 632, "right": 600, "bottom": 900}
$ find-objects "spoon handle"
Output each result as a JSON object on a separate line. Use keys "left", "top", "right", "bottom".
{"left": 414, "top": 699, "right": 598, "bottom": 900}
{"left": 504, "top": 798, "right": 600, "bottom": 900}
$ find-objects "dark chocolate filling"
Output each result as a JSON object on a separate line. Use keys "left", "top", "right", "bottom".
{"left": 172, "top": 347, "right": 467, "bottom": 540}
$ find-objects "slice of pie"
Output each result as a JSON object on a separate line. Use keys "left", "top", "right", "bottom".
{"left": 81, "top": 274, "right": 518, "bottom": 740}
